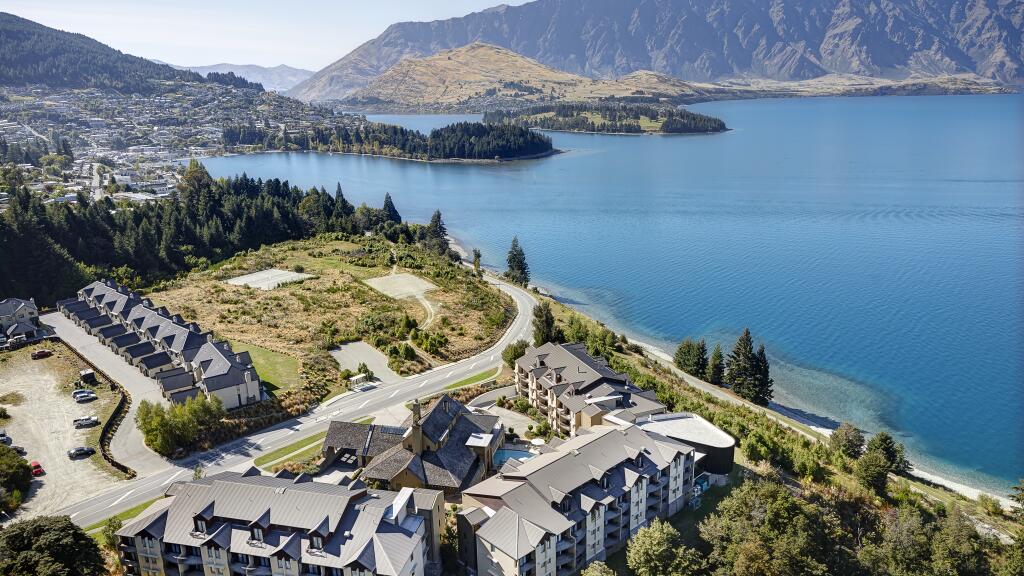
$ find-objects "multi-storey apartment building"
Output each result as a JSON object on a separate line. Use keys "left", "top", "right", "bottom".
{"left": 459, "top": 420, "right": 697, "bottom": 576}
{"left": 0, "top": 296, "right": 47, "bottom": 345}
{"left": 116, "top": 469, "right": 444, "bottom": 576}
{"left": 58, "top": 279, "right": 261, "bottom": 408}
{"left": 514, "top": 343, "right": 665, "bottom": 437}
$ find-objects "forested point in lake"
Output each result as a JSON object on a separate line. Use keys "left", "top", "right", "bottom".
{"left": 483, "top": 102, "right": 727, "bottom": 134}
{"left": 222, "top": 121, "right": 553, "bottom": 161}
{"left": 0, "top": 161, "right": 447, "bottom": 306}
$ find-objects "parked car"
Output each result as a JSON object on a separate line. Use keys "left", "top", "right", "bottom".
{"left": 30, "top": 349, "right": 53, "bottom": 360}
{"left": 71, "top": 388, "right": 94, "bottom": 398}
{"left": 67, "top": 446, "right": 96, "bottom": 459}
{"left": 73, "top": 390, "right": 98, "bottom": 403}
{"left": 30, "top": 461, "right": 44, "bottom": 476}
{"left": 73, "top": 416, "right": 100, "bottom": 428}
{"left": 11, "top": 445, "right": 26, "bottom": 456}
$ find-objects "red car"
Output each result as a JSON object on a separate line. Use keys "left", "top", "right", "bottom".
{"left": 31, "top": 349, "right": 53, "bottom": 360}
{"left": 30, "top": 461, "right": 44, "bottom": 476}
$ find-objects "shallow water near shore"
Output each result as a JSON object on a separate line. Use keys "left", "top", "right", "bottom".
{"left": 203, "top": 95, "right": 1024, "bottom": 495}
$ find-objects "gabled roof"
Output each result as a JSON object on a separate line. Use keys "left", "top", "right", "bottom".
{"left": 475, "top": 506, "right": 549, "bottom": 560}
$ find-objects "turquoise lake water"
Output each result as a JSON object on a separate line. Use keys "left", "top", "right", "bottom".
{"left": 203, "top": 95, "right": 1024, "bottom": 494}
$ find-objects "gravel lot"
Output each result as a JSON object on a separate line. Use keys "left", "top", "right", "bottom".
{"left": 0, "top": 345, "right": 120, "bottom": 519}
{"left": 226, "top": 268, "right": 314, "bottom": 290}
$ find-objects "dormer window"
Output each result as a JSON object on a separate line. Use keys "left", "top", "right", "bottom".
{"left": 194, "top": 519, "right": 207, "bottom": 533}
{"left": 310, "top": 535, "right": 323, "bottom": 550}
{"left": 600, "top": 474, "right": 609, "bottom": 489}
{"left": 634, "top": 454, "right": 643, "bottom": 468}
{"left": 560, "top": 499, "right": 570, "bottom": 512}
{"left": 251, "top": 527, "right": 263, "bottom": 542}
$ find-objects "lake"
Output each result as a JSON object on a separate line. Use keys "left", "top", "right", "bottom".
{"left": 203, "top": 95, "right": 1024, "bottom": 494}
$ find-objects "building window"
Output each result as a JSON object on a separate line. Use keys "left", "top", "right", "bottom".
{"left": 251, "top": 527, "right": 263, "bottom": 542}
{"left": 194, "top": 519, "right": 206, "bottom": 533}
{"left": 310, "top": 535, "right": 323, "bottom": 550}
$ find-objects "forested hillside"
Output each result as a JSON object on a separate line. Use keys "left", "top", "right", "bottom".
{"left": 223, "top": 121, "right": 553, "bottom": 160}
{"left": 0, "top": 162, "right": 431, "bottom": 305}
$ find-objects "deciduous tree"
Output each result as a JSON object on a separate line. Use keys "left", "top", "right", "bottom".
{"left": 0, "top": 515, "right": 104, "bottom": 576}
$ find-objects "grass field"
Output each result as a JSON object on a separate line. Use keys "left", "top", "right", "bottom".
{"left": 253, "top": 430, "right": 328, "bottom": 468}
{"left": 229, "top": 340, "right": 301, "bottom": 394}
{"left": 85, "top": 497, "right": 162, "bottom": 535}
{"left": 445, "top": 367, "right": 500, "bottom": 390}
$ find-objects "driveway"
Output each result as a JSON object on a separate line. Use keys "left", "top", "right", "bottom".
{"left": 42, "top": 313, "right": 169, "bottom": 476}
{"left": 330, "top": 341, "right": 403, "bottom": 385}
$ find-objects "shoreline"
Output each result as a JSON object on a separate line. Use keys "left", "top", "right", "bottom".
{"left": 449, "top": 235, "right": 1016, "bottom": 508}
{"left": 212, "top": 147, "right": 563, "bottom": 165}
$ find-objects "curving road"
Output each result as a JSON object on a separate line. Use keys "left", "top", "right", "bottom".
{"left": 60, "top": 274, "right": 536, "bottom": 529}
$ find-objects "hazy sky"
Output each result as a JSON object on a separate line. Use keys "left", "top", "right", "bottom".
{"left": 4, "top": 0, "right": 532, "bottom": 71}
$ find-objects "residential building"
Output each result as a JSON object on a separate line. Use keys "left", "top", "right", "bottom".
{"left": 0, "top": 296, "right": 47, "bottom": 344}
{"left": 637, "top": 412, "right": 737, "bottom": 491}
{"left": 116, "top": 468, "right": 444, "bottom": 576}
{"left": 459, "top": 420, "right": 699, "bottom": 576}
{"left": 322, "top": 394, "right": 503, "bottom": 495}
{"left": 514, "top": 343, "right": 665, "bottom": 437}
{"left": 58, "top": 279, "right": 262, "bottom": 408}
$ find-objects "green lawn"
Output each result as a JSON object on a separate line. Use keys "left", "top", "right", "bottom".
{"left": 445, "top": 367, "right": 500, "bottom": 390}
{"left": 253, "top": 430, "right": 328, "bottom": 467}
{"left": 84, "top": 497, "right": 163, "bottom": 535}
{"left": 229, "top": 340, "right": 301, "bottom": 394}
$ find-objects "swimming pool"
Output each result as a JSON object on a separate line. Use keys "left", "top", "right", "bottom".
{"left": 494, "top": 448, "right": 534, "bottom": 467}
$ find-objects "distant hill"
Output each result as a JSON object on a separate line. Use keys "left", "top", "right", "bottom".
{"left": 344, "top": 43, "right": 728, "bottom": 111}
{"left": 289, "top": 0, "right": 1022, "bottom": 102}
{"left": 172, "top": 63, "right": 313, "bottom": 92}
{"left": 0, "top": 12, "right": 201, "bottom": 91}
{"left": 343, "top": 43, "right": 1008, "bottom": 113}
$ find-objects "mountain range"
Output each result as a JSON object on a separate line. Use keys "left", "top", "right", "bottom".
{"left": 288, "top": 0, "right": 1023, "bottom": 102}
{"left": 167, "top": 63, "right": 313, "bottom": 92}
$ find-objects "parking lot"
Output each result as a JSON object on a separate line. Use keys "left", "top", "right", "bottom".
{"left": 0, "top": 343, "right": 120, "bottom": 518}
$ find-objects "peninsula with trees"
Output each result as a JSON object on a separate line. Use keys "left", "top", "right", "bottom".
{"left": 484, "top": 102, "right": 728, "bottom": 135}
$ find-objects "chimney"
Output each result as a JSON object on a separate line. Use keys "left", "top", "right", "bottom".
{"left": 411, "top": 400, "right": 421, "bottom": 427}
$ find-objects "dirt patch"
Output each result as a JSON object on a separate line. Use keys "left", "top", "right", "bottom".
{"left": 0, "top": 343, "right": 121, "bottom": 518}
{"left": 364, "top": 273, "right": 437, "bottom": 299}
{"left": 226, "top": 268, "right": 315, "bottom": 290}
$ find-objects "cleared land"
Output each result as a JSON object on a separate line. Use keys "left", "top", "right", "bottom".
{"left": 0, "top": 342, "right": 121, "bottom": 517}
{"left": 226, "top": 268, "right": 314, "bottom": 290}
{"left": 364, "top": 273, "right": 437, "bottom": 300}
{"left": 151, "top": 235, "right": 514, "bottom": 380}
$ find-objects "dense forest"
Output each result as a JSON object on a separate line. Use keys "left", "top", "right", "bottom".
{"left": 0, "top": 161, "right": 437, "bottom": 305}
{"left": 0, "top": 13, "right": 262, "bottom": 93}
{"left": 223, "top": 120, "right": 553, "bottom": 160}
{"left": 203, "top": 71, "right": 263, "bottom": 91}
{"left": 484, "top": 102, "right": 727, "bottom": 134}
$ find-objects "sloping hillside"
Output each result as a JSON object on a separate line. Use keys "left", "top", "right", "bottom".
{"left": 174, "top": 63, "right": 313, "bottom": 92}
{"left": 0, "top": 12, "right": 201, "bottom": 92}
{"left": 289, "top": 0, "right": 1022, "bottom": 101}
{"left": 343, "top": 43, "right": 728, "bottom": 111}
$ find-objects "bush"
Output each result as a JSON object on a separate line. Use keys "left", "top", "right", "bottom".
{"left": 977, "top": 493, "right": 1003, "bottom": 517}
{"left": 502, "top": 339, "right": 529, "bottom": 368}
{"left": 0, "top": 445, "right": 32, "bottom": 512}
{"left": 855, "top": 451, "right": 890, "bottom": 496}
{"left": 135, "top": 396, "right": 227, "bottom": 456}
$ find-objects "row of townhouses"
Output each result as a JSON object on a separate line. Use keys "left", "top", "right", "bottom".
{"left": 116, "top": 468, "right": 445, "bottom": 576}
{"left": 115, "top": 343, "right": 735, "bottom": 576}
{"left": 58, "top": 279, "right": 262, "bottom": 409}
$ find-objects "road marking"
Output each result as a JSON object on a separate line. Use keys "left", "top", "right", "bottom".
{"left": 447, "top": 370, "right": 455, "bottom": 377}
{"left": 470, "top": 361, "right": 478, "bottom": 369}
{"left": 418, "top": 380, "right": 428, "bottom": 388}
{"left": 390, "top": 390, "right": 399, "bottom": 398}
{"left": 109, "top": 489, "right": 136, "bottom": 508}
{"left": 490, "top": 354, "right": 496, "bottom": 361}
{"left": 161, "top": 469, "right": 185, "bottom": 486}
{"left": 359, "top": 400, "right": 369, "bottom": 409}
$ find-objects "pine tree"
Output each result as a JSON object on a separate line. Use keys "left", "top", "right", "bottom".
{"left": 673, "top": 338, "right": 708, "bottom": 377}
{"left": 505, "top": 236, "right": 530, "bottom": 286}
{"left": 382, "top": 192, "right": 401, "bottom": 223}
{"left": 532, "top": 301, "right": 562, "bottom": 346}
{"left": 725, "top": 328, "right": 757, "bottom": 402}
{"left": 472, "top": 248, "right": 482, "bottom": 277}
{"left": 866, "top": 432, "right": 910, "bottom": 475}
{"left": 425, "top": 210, "right": 449, "bottom": 254}
{"left": 706, "top": 343, "right": 725, "bottom": 386}
{"left": 752, "top": 343, "right": 774, "bottom": 406}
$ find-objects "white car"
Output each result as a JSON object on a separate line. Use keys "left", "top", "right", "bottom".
{"left": 73, "top": 416, "right": 100, "bottom": 428}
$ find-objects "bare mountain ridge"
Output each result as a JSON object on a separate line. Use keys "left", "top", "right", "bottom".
{"left": 342, "top": 43, "right": 1007, "bottom": 112}
{"left": 288, "top": 0, "right": 1023, "bottom": 102}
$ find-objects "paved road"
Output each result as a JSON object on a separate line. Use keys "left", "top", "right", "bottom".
{"left": 42, "top": 312, "right": 171, "bottom": 476}
{"left": 59, "top": 274, "right": 536, "bottom": 528}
